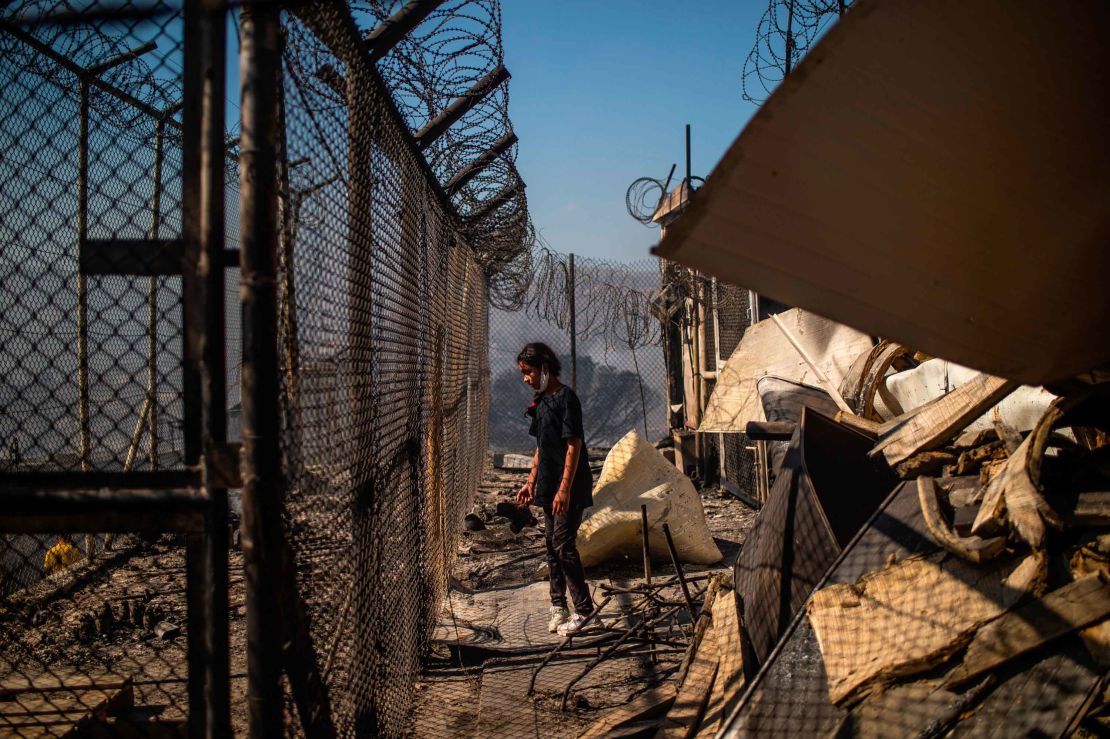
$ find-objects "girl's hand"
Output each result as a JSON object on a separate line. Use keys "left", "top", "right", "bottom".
{"left": 516, "top": 480, "right": 534, "bottom": 507}
{"left": 552, "top": 489, "right": 570, "bottom": 516}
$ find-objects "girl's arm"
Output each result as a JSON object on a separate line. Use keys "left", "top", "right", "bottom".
{"left": 516, "top": 448, "right": 540, "bottom": 506}
{"left": 552, "top": 437, "right": 582, "bottom": 515}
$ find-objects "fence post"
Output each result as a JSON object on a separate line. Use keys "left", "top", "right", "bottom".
{"left": 75, "top": 78, "right": 94, "bottom": 562}
{"left": 661, "top": 260, "right": 686, "bottom": 432}
{"left": 147, "top": 112, "right": 171, "bottom": 471}
{"left": 76, "top": 80, "right": 91, "bottom": 480}
{"left": 239, "top": 0, "right": 283, "bottom": 736}
{"left": 568, "top": 252, "right": 577, "bottom": 389}
{"left": 711, "top": 277, "right": 726, "bottom": 486}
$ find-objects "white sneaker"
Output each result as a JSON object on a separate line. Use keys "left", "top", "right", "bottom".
{"left": 557, "top": 612, "right": 591, "bottom": 636}
{"left": 547, "top": 606, "right": 570, "bottom": 633}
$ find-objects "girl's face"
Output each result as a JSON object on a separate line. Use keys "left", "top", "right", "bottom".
{"left": 519, "top": 361, "right": 545, "bottom": 391}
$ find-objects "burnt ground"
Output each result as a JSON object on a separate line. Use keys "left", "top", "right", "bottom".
{"left": 406, "top": 452, "right": 758, "bottom": 738}
{"left": 0, "top": 536, "right": 252, "bottom": 735}
{"left": 0, "top": 452, "right": 756, "bottom": 738}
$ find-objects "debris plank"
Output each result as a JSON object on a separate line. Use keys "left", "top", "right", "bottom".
{"left": 972, "top": 433, "right": 1061, "bottom": 548}
{"left": 871, "top": 374, "right": 1019, "bottom": 466}
{"left": 945, "top": 574, "right": 1110, "bottom": 688}
{"left": 1065, "top": 491, "right": 1110, "bottom": 526}
{"left": 946, "top": 637, "right": 1100, "bottom": 739}
{"left": 917, "top": 476, "right": 1005, "bottom": 563}
{"left": 695, "top": 667, "right": 726, "bottom": 739}
{"left": 711, "top": 589, "right": 745, "bottom": 710}
{"left": 0, "top": 675, "right": 129, "bottom": 699}
{"left": 577, "top": 685, "right": 677, "bottom": 739}
{"left": 807, "top": 551, "right": 1009, "bottom": 704}
{"left": 834, "top": 411, "right": 880, "bottom": 439}
{"left": 659, "top": 621, "right": 719, "bottom": 739}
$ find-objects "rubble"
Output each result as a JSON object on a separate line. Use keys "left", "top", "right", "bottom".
{"left": 638, "top": 295, "right": 1110, "bottom": 737}
{"left": 699, "top": 308, "right": 873, "bottom": 432}
{"left": 807, "top": 551, "right": 1013, "bottom": 705}
{"left": 716, "top": 372, "right": 1110, "bottom": 736}
{"left": 611, "top": 0, "right": 1110, "bottom": 734}
{"left": 577, "top": 430, "right": 721, "bottom": 567}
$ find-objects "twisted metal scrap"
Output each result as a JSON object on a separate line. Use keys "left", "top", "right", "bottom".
{"left": 356, "top": 1, "right": 533, "bottom": 306}
{"left": 741, "top": 0, "right": 850, "bottom": 105}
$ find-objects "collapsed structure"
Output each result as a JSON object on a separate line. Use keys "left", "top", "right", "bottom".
{"left": 585, "top": 0, "right": 1110, "bottom": 735}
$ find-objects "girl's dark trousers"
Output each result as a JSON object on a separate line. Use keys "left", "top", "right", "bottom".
{"left": 542, "top": 504, "right": 594, "bottom": 615}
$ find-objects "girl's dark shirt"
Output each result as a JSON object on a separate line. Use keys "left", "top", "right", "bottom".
{"left": 528, "top": 385, "right": 593, "bottom": 509}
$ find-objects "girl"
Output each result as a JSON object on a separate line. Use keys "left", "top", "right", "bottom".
{"left": 514, "top": 342, "right": 595, "bottom": 635}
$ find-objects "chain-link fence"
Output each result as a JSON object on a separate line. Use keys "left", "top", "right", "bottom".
{"left": 273, "top": 7, "right": 491, "bottom": 734}
{"left": 2, "top": 0, "right": 503, "bottom": 736}
{"left": 488, "top": 246, "right": 759, "bottom": 496}
{"left": 0, "top": 2, "right": 230, "bottom": 734}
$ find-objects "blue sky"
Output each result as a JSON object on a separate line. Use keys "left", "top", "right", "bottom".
{"left": 501, "top": 1, "right": 766, "bottom": 262}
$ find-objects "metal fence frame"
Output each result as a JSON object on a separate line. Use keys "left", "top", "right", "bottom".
{"left": 0, "top": 0, "right": 232, "bottom": 734}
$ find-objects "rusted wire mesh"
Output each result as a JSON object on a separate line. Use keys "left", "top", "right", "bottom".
{"left": 275, "top": 4, "right": 491, "bottom": 735}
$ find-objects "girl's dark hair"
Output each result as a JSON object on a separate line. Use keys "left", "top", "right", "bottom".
{"left": 516, "top": 342, "right": 561, "bottom": 377}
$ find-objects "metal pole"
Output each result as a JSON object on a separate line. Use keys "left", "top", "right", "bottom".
{"left": 784, "top": 0, "right": 796, "bottom": 77}
{"left": 661, "top": 523, "right": 697, "bottom": 624}
{"left": 684, "top": 123, "right": 691, "bottom": 192}
{"left": 688, "top": 275, "right": 703, "bottom": 477}
{"left": 184, "top": 531, "right": 208, "bottom": 739}
{"left": 568, "top": 252, "right": 577, "bottom": 389}
{"left": 239, "top": 1, "right": 283, "bottom": 736}
{"left": 641, "top": 504, "right": 655, "bottom": 663}
{"left": 123, "top": 394, "right": 153, "bottom": 471}
{"left": 275, "top": 84, "right": 302, "bottom": 482}
{"left": 182, "top": 0, "right": 230, "bottom": 733}
{"left": 76, "top": 80, "right": 92, "bottom": 563}
{"left": 148, "top": 115, "right": 167, "bottom": 471}
{"left": 180, "top": 6, "right": 209, "bottom": 728}
{"left": 201, "top": 1, "right": 230, "bottom": 732}
{"left": 712, "top": 277, "right": 726, "bottom": 487}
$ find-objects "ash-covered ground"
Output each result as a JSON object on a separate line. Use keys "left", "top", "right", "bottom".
{"left": 407, "top": 452, "right": 757, "bottom": 738}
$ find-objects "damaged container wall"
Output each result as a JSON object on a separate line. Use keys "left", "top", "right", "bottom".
{"left": 654, "top": 0, "right": 1110, "bottom": 385}
{"left": 734, "top": 408, "right": 896, "bottom": 666}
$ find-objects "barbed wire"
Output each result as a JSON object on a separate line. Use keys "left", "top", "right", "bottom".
{"left": 524, "top": 238, "right": 663, "bottom": 353}
{"left": 358, "top": 1, "right": 534, "bottom": 307}
{"left": 1, "top": 1, "right": 186, "bottom": 146}
{"left": 625, "top": 164, "right": 675, "bottom": 226}
{"left": 741, "top": 0, "right": 849, "bottom": 105}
